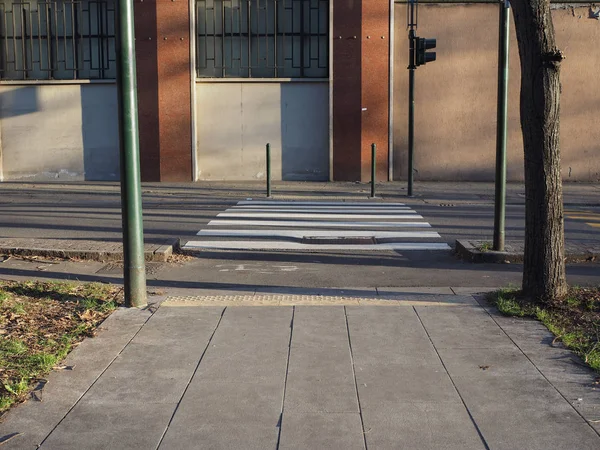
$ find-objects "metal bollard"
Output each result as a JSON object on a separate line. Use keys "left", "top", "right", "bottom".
{"left": 371, "top": 143, "right": 377, "bottom": 198}
{"left": 266, "top": 143, "right": 272, "bottom": 198}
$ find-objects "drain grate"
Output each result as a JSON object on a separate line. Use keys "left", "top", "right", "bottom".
{"left": 301, "top": 236, "right": 376, "bottom": 245}
{"left": 96, "top": 262, "right": 165, "bottom": 275}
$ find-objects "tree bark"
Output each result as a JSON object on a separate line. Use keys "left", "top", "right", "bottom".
{"left": 511, "top": 0, "right": 567, "bottom": 301}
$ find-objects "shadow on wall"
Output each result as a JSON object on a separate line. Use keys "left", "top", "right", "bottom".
{"left": 280, "top": 83, "right": 329, "bottom": 181}
{"left": 81, "top": 84, "right": 120, "bottom": 181}
{"left": 0, "top": 84, "right": 120, "bottom": 181}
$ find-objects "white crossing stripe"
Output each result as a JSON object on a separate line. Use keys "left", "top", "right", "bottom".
{"left": 184, "top": 241, "right": 451, "bottom": 251}
{"left": 197, "top": 229, "right": 441, "bottom": 239}
{"left": 237, "top": 201, "right": 406, "bottom": 206}
{"left": 184, "top": 200, "right": 449, "bottom": 252}
{"left": 218, "top": 212, "right": 422, "bottom": 219}
{"left": 207, "top": 220, "right": 431, "bottom": 228}
{"left": 227, "top": 208, "right": 412, "bottom": 213}
{"left": 234, "top": 205, "right": 410, "bottom": 210}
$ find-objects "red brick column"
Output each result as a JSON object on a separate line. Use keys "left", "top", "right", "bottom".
{"left": 134, "top": 0, "right": 193, "bottom": 182}
{"left": 332, "top": 0, "right": 390, "bottom": 181}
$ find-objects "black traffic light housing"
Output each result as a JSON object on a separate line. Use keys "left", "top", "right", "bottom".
{"left": 416, "top": 37, "right": 436, "bottom": 66}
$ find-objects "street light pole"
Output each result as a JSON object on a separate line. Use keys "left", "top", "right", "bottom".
{"left": 116, "top": 0, "right": 147, "bottom": 307}
{"left": 493, "top": 0, "right": 510, "bottom": 251}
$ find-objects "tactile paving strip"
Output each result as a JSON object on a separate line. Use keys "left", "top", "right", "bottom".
{"left": 161, "top": 294, "right": 476, "bottom": 307}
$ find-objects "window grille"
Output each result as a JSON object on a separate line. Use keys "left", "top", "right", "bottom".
{"left": 196, "top": 0, "right": 329, "bottom": 78}
{"left": 0, "top": 0, "right": 116, "bottom": 80}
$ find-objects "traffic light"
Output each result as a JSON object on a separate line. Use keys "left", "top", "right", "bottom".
{"left": 416, "top": 37, "right": 436, "bottom": 66}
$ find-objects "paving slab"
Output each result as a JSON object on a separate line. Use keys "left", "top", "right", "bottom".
{"left": 436, "top": 347, "right": 542, "bottom": 379}
{"left": 79, "top": 307, "right": 223, "bottom": 405}
{"left": 345, "top": 306, "right": 439, "bottom": 364}
{"left": 194, "top": 307, "right": 292, "bottom": 383}
{"left": 0, "top": 308, "right": 151, "bottom": 450}
{"left": 159, "top": 382, "right": 283, "bottom": 450}
{"left": 284, "top": 306, "right": 359, "bottom": 413}
{"left": 279, "top": 412, "right": 365, "bottom": 450}
{"left": 361, "top": 403, "right": 486, "bottom": 450}
{"left": 354, "top": 363, "right": 460, "bottom": 410}
{"left": 415, "top": 305, "right": 515, "bottom": 349}
{"left": 40, "top": 402, "right": 176, "bottom": 450}
{"left": 377, "top": 286, "right": 455, "bottom": 295}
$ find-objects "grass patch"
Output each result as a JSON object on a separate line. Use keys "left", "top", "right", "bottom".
{"left": 487, "top": 286, "right": 600, "bottom": 372}
{"left": 0, "top": 281, "right": 123, "bottom": 415}
{"left": 478, "top": 241, "right": 492, "bottom": 252}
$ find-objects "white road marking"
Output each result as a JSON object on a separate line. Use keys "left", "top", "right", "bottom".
{"left": 226, "top": 208, "right": 412, "bottom": 213}
{"left": 197, "top": 229, "right": 440, "bottom": 239}
{"left": 234, "top": 205, "right": 411, "bottom": 210}
{"left": 191, "top": 200, "right": 448, "bottom": 252}
{"left": 184, "top": 241, "right": 451, "bottom": 251}
{"left": 218, "top": 212, "right": 422, "bottom": 219}
{"left": 206, "top": 219, "right": 431, "bottom": 228}
{"left": 238, "top": 201, "right": 406, "bottom": 206}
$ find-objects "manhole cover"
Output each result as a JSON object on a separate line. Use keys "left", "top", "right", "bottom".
{"left": 96, "top": 262, "right": 165, "bottom": 275}
{"left": 301, "top": 236, "right": 376, "bottom": 245}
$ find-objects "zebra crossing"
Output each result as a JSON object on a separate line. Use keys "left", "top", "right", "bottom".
{"left": 183, "top": 200, "right": 450, "bottom": 251}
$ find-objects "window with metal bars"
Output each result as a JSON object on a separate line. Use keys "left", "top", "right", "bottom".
{"left": 0, "top": 0, "right": 116, "bottom": 80}
{"left": 196, "top": 0, "right": 329, "bottom": 78}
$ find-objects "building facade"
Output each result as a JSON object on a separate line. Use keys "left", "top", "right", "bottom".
{"left": 0, "top": 1, "right": 598, "bottom": 182}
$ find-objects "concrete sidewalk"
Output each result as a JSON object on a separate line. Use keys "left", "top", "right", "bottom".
{"left": 1, "top": 291, "right": 599, "bottom": 449}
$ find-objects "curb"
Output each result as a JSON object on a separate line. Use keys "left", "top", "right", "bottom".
{"left": 0, "top": 238, "right": 179, "bottom": 263}
{"left": 455, "top": 240, "right": 523, "bottom": 264}
{"left": 455, "top": 239, "right": 599, "bottom": 264}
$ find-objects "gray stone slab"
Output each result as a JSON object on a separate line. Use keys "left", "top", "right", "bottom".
{"left": 0, "top": 308, "right": 151, "bottom": 450}
{"left": 81, "top": 342, "right": 201, "bottom": 404}
{"left": 450, "top": 286, "right": 500, "bottom": 295}
{"left": 194, "top": 307, "right": 292, "bottom": 383}
{"left": 415, "top": 305, "right": 515, "bottom": 349}
{"left": 453, "top": 375, "right": 584, "bottom": 424}
{"left": 355, "top": 363, "right": 461, "bottom": 410}
{"left": 377, "top": 286, "right": 455, "bottom": 295}
{"left": 159, "top": 382, "right": 282, "bottom": 450}
{"left": 472, "top": 417, "right": 600, "bottom": 450}
{"left": 376, "top": 290, "right": 478, "bottom": 304}
{"left": 81, "top": 307, "right": 223, "bottom": 405}
{"left": 436, "top": 347, "right": 542, "bottom": 379}
{"left": 132, "top": 305, "right": 225, "bottom": 346}
{"left": 279, "top": 412, "right": 365, "bottom": 450}
{"left": 284, "top": 306, "right": 358, "bottom": 413}
{"left": 345, "top": 306, "right": 439, "bottom": 364}
{"left": 362, "top": 402, "right": 486, "bottom": 450}
{"left": 40, "top": 402, "right": 176, "bottom": 450}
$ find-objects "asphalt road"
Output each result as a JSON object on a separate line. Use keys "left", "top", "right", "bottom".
{"left": 0, "top": 181, "right": 598, "bottom": 290}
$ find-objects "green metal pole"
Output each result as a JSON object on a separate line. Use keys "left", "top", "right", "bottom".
{"left": 407, "top": 30, "right": 416, "bottom": 197}
{"left": 493, "top": 0, "right": 510, "bottom": 251}
{"left": 266, "top": 143, "right": 272, "bottom": 198}
{"left": 116, "top": 0, "right": 147, "bottom": 307}
{"left": 371, "top": 143, "right": 377, "bottom": 198}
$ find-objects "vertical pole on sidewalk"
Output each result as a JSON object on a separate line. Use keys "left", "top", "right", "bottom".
{"left": 116, "top": 0, "right": 147, "bottom": 308}
{"left": 266, "top": 143, "right": 272, "bottom": 198}
{"left": 371, "top": 143, "right": 377, "bottom": 198}
{"left": 407, "top": 29, "right": 416, "bottom": 197}
{"left": 493, "top": 0, "right": 510, "bottom": 251}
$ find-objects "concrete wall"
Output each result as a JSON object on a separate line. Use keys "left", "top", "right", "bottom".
{"left": 0, "top": 84, "right": 119, "bottom": 181}
{"left": 393, "top": 3, "right": 600, "bottom": 181}
{"left": 196, "top": 82, "right": 329, "bottom": 181}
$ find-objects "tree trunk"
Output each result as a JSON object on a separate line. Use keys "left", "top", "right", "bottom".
{"left": 511, "top": 0, "right": 567, "bottom": 301}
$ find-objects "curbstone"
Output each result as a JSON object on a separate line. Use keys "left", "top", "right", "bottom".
{"left": 456, "top": 239, "right": 600, "bottom": 264}
{"left": 0, "top": 238, "right": 179, "bottom": 263}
